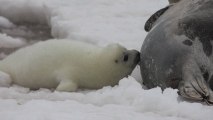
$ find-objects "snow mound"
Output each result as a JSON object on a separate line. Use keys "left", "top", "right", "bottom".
{"left": 0, "top": 0, "right": 53, "bottom": 58}
{"left": 0, "top": 0, "right": 52, "bottom": 40}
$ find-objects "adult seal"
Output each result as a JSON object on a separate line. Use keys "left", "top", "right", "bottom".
{"left": 140, "top": 0, "right": 213, "bottom": 104}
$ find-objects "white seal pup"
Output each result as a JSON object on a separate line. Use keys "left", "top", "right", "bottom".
{"left": 0, "top": 40, "right": 140, "bottom": 92}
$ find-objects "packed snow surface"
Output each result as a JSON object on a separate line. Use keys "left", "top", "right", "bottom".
{"left": 0, "top": 0, "right": 213, "bottom": 120}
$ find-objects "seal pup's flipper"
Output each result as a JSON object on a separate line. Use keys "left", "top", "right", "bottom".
{"left": 178, "top": 58, "right": 213, "bottom": 104}
{"left": 56, "top": 79, "right": 78, "bottom": 92}
{"left": 144, "top": 5, "right": 172, "bottom": 32}
{"left": 0, "top": 71, "right": 12, "bottom": 87}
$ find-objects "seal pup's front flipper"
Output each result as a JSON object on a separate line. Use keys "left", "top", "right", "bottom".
{"left": 56, "top": 79, "right": 78, "bottom": 92}
{"left": 0, "top": 71, "right": 12, "bottom": 87}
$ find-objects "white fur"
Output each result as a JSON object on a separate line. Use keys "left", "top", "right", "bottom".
{"left": 0, "top": 71, "right": 11, "bottom": 87}
{"left": 0, "top": 40, "right": 138, "bottom": 92}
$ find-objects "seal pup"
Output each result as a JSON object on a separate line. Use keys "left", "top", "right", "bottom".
{"left": 0, "top": 40, "right": 140, "bottom": 92}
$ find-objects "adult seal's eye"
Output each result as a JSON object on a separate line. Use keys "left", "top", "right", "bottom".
{"left": 123, "top": 54, "right": 129, "bottom": 62}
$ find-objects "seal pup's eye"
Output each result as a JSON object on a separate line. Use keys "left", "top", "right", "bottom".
{"left": 123, "top": 54, "right": 129, "bottom": 62}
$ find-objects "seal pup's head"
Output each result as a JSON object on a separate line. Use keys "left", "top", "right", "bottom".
{"left": 101, "top": 43, "right": 140, "bottom": 81}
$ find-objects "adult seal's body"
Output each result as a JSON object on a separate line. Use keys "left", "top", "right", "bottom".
{"left": 0, "top": 40, "right": 140, "bottom": 92}
{"left": 140, "top": 0, "right": 213, "bottom": 104}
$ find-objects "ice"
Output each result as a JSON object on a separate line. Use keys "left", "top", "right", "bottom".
{"left": 0, "top": 78, "right": 212, "bottom": 120}
{"left": 0, "top": 0, "right": 212, "bottom": 120}
{"left": 0, "top": 16, "right": 15, "bottom": 28}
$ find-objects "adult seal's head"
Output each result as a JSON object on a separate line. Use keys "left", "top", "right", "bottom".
{"left": 140, "top": 0, "right": 213, "bottom": 104}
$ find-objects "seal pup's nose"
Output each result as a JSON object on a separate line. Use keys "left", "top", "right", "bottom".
{"left": 134, "top": 51, "right": 140, "bottom": 64}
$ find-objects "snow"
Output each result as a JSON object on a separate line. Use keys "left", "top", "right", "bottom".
{"left": 0, "top": 0, "right": 212, "bottom": 120}
{"left": 1, "top": 78, "right": 213, "bottom": 120}
{"left": 0, "top": 16, "right": 15, "bottom": 29}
